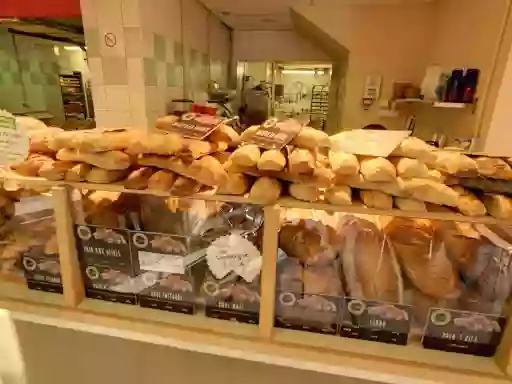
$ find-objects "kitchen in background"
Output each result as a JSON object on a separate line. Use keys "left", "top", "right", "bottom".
{"left": 0, "top": 18, "right": 95, "bottom": 129}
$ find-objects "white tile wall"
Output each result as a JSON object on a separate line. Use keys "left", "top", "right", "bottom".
{"left": 80, "top": 0, "right": 98, "bottom": 28}
{"left": 91, "top": 85, "right": 107, "bottom": 110}
{"left": 86, "top": 57, "right": 103, "bottom": 86}
{"left": 98, "top": 25, "right": 126, "bottom": 58}
{"left": 96, "top": 0, "right": 123, "bottom": 28}
{"left": 105, "top": 85, "right": 130, "bottom": 111}
{"left": 121, "top": 0, "right": 141, "bottom": 27}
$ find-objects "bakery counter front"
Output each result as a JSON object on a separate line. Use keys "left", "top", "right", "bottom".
{"left": 0, "top": 181, "right": 510, "bottom": 384}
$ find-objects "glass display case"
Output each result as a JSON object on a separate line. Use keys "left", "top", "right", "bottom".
{"left": 70, "top": 189, "right": 263, "bottom": 323}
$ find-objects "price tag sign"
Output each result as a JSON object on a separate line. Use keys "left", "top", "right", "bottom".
{"left": 242, "top": 118, "right": 302, "bottom": 150}
{"left": 422, "top": 308, "right": 506, "bottom": 357}
{"left": 0, "top": 110, "right": 29, "bottom": 165}
{"left": 340, "top": 298, "right": 412, "bottom": 345}
{"left": 168, "top": 112, "right": 223, "bottom": 139}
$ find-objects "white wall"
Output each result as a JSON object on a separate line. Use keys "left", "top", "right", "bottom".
{"left": 295, "top": 2, "right": 432, "bottom": 131}
{"left": 13, "top": 320, "right": 374, "bottom": 384}
{"left": 233, "top": 30, "right": 329, "bottom": 62}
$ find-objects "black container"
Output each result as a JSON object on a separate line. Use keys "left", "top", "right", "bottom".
{"left": 461, "top": 69, "right": 480, "bottom": 103}
{"left": 445, "top": 69, "right": 464, "bottom": 102}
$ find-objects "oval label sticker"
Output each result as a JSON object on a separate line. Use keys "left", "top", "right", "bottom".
{"left": 0, "top": 110, "right": 29, "bottom": 165}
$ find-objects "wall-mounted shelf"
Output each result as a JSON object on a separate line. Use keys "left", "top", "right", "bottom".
{"left": 393, "top": 99, "right": 471, "bottom": 109}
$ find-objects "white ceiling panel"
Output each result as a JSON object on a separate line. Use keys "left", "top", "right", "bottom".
{"left": 200, "top": 0, "right": 436, "bottom": 30}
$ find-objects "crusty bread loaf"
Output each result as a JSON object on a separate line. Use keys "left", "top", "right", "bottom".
{"left": 359, "top": 157, "right": 396, "bottom": 182}
{"left": 217, "top": 173, "right": 251, "bottom": 195}
{"left": 289, "top": 183, "right": 321, "bottom": 202}
{"left": 38, "top": 160, "right": 76, "bottom": 181}
{"left": 125, "top": 132, "right": 183, "bottom": 156}
{"left": 124, "top": 167, "right": 155, "bottom": 190}
{"left": 291, "top": 127, "right": 330, "bottom": 150}
{"left": 49, "top": 127, "right": 139, "bottom": 152}
{"left": 279, "top": 219, "right": 339, "bottom": 265}
{"left": 147, "top": 170, "right": 176, "bottom": 191}
{"left": 474, "top": 156, "right": 512, "bottom": 180}
{"left": 384, "top": 217, "right": 460, "bottom": 299}
{"left": 11, "top": 154, "right": 54, "bottom": 177}
{"left": 257, "top": 149, "right": 286, "bottom": 171}
{"left": 483, "top": 194, "right": 512, "bottom": 220}
{"left": 403, "top": 178, "right": 459, "bottom": 207}
{"left": 65, "top": 163, "right": 92, "bottom": 182}
{"left": 289, "top": 148, "right": 315, "bottom": 175}
{"left": 394, "top": 197, "right": 427, "bottom": 212}
{"left": 329, "top": 151, "right": 359, "bottom": 177}
{"left": 339, "top": 216, "right": 402, "bottom": 303}
{"left": 85, "top": 168, "right": 128, "bottom": 183}
{"left": 248, "top": 177, "right": 281, "bottom": 203}
{"left": 229, "top": 145, "right": 261, "bottom": 167}
{"left": 360, "top": 190, "right": 393, "bottom": 210}
{"left": 452, "top": 186, "right": 486, "bottom": 216}
{"left": 390, "top": 157, "right": 429, "bottom": 179}
{"left": 325, "top": 185, "right": 352, "bottom": 205}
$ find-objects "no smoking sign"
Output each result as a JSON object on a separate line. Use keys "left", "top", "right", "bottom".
{"left": 104, "top": 32, "right": 117, "bottom": 47}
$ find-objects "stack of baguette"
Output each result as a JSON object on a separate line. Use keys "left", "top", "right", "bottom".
{"left": 11, "top": 119, "right": 246, "bottom": 196}
{"left": 225, "top": 126, "right": 333, "bottom": 203}
{"left": 9, "top": 116, "right": 512, "bottom": 220}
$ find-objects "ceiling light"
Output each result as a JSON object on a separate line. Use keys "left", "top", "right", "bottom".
{"left": 53, "top": 46, "right": 60, "bottom": 56}
{"left": 64, "top": 46, "right": 81, "bottom": 51}
{"left": 282, "top": 69, "right": 316, "bottom": 75}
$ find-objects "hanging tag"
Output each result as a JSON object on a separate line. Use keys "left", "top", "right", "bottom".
{"left": 206, "top": 233, "right": 262, "bottom": 282}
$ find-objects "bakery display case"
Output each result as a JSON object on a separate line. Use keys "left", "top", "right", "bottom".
{"left": 4, "top": 115, "right": 512, "bottom": 383}
{"left": 69, "top": 189, "right": 263, "bottom": 322}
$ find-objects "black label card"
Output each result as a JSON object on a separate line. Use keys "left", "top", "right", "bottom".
{"left": 202, "top": 278, "right": 260, "bottom": 324}
{"left": 22, "top": 246, "right": 62, "bottom": 294}
{"left": 85, "top": 288, "right": 137, "bottom": 305}
{"left": 422, "top": 308, "right": 506, "bottom": 357}
{"left": 75, "top": 225, "right": 137, "bottom": 304}
{"left": 340, "top": 298, "right": 412, "bottom": 345}
{"left": 274, "top": 291, "right": 341, "bottom": 335}
{"left": 131, "top": 231, "right": 195, "bottom": 315}
{"left": 26, "top": 280, "right": 63, "bottom": 294}
{"left": 75, "top": 225, "right": 133, "bottom": 274}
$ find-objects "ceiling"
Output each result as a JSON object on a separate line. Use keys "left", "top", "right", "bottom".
{"left": 200, "top": 0, "right": 434, "bottom": 30}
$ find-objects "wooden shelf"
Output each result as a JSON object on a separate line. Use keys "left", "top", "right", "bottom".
{"left": 393, "top": 99, "right": 471, "bottom": 109}
{"left": 4, "top": 172, "right": 512, "bottom": 226}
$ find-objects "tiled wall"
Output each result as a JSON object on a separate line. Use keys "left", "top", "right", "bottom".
{"left": 81, "top": 0, "right": 231, "bottom": 128}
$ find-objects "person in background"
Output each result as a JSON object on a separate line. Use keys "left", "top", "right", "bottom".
{"left": 362, "top": 123, "right": 387, "bottom": 130}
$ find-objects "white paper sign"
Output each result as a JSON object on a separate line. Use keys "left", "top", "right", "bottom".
{"left": 330, "top": 129, "right": 410, "bottom": 157}
{"left": 206, "top": 233, "right": 261, "bottom": 282}
{"left": 138, "top": 251, "right": 185, "bottom": 274}
{"left": 0, "top": 110, "right": 29, "bottom": 165}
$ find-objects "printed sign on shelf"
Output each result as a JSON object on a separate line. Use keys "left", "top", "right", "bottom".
{"left": 274, "top": 291, "right": 341, "bottom": 335}
{"left": 74, "top": 225, "right": 137, "bottom": 304}
{"left": 0, "top": 110, "right": 29, "bottom": 166}
{"left": 131, "top": 231, "right": 196, "bottom": 314}
{"left": 422, "top": 308, "right": 506, "bottom": 357}
{"left": 22, "top": 246, "right": 62, "bottom": 294}
{"left": 242, "top": 118, "right": 302, "bottom": 150}
{"left": 340, "top": 298, "right": 413, "bottom": 345}
{"left": 168, "top": 112, "right": 223, "bottom": 140}
{"left": 202, "top": 273, "right": 260, "bottom": 324}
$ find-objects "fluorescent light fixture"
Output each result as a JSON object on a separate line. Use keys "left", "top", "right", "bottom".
{"left": 64, "top": 46, "right": 81, "bottom": 51}
{"left": 281, "top": 69, "right": 316, "bottom": 75}
{"left": 53, "top": 46, "right": 60, "bottom": 56}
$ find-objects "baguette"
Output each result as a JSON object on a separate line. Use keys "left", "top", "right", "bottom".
{"left": 57, "top": 148, "right": 131, "bottom": 170}
{"left": 38, "top": 160, "right": 76, "bottom": 181}
{"left": 147, "top": 170, "right": 176, "bottom": 191}
{"left": 124, "top": 167, "right": 155, "bottom": 190}
{"left": 65, "top": 163, "right": 92, "bottom": 182}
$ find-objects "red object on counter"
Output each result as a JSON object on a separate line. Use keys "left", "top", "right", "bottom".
{"left": 0, "top": 0, "right": 81, "bottom": 17}
{"left": 202, "top": 105, "right": 217, "bottom": 116}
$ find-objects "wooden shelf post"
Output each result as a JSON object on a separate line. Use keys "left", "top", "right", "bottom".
{"left": 52, "top": 186, "right": 85, "bottom": 307}
{"left": 258, "top": 205, "right": 280, "bottom": 339}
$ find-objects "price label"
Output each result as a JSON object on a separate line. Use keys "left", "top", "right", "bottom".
{"left": 0, "top": 110, "right": 29, "bottom": 165}
{"left": 340, "top": 298, "right": 412, "bottom": 345}
{"left": 422, "top": 308, "right": 506, "bottom": 357}
{"left": 242, "top": 118, "right": 302, "bottom": 150}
